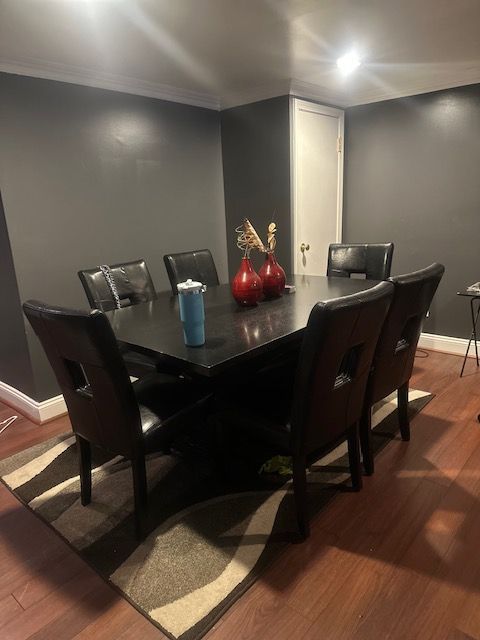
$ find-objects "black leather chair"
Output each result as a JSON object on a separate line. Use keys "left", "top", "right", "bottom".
{"left": 213, "top": 281, "right": 394, "bottom": 538}
{"left": 78, "top": 259, "right": 157, "bottom": 312}
{"left": 78, "top": 259, "right": 165, "bottom": 379}
{"left": 164, "top": 249, "right": 219, "bottom": 295}
{"left": 23, "top": 301, "right": 212, "bottom": 539}
{"left": 327, "top": 243, "right": 394, "bottom": 280}
{"left": 360, "top": 263, "right": 445, "bottom": 475}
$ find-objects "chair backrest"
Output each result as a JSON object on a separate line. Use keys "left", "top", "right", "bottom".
{"left": 163, "top": 249, "right": 219, "bottom": 294}
{"left": 327, "top": 243, "right": 394, "bottom": 280}
{"left": 290, "top": 281, "right": 394, "bottom": 458}
{"left": 23, "top": 301, "right": 142, "bottom": 458}
{"left": 78, "top": 259, "right": 157, "bottom": 311}
{"left": 367, "top": 262, "right": 445, "bottom": 404}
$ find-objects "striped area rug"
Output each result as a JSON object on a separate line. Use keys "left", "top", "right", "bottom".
{"left": 0, "top": 390, "right": 432, "bottom": 640}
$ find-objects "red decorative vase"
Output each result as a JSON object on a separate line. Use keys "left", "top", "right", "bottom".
{"left": 259, "top": 251, "right": 286, "bottom": 299}
{"left": 232, "top": 257, "right": 263, "bottom": 306}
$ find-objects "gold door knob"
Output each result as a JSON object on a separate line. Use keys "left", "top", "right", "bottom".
{"left": 300, "top": 243, "right": 310, "bottom": 253}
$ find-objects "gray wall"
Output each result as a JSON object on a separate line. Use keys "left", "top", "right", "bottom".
{"left": 344, "top": 84, "right": 480, "bottom": 338}
{"left": 0, "top": 73, "right": 227, "bottom": 401}
{"left": 221, "top": 96, "right": 291, "bottom": 276}
{"left": 4, "top": 73, "right": 480, "bottom": 401}
{"left": 0, "top": 190, "right": 35, "bottom": 396}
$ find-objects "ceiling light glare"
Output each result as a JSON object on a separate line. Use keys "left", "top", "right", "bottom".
{"left": 336, "top": 51, "right": 361, "bottom": 75}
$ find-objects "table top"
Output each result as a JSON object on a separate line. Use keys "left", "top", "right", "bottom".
{"left": 106, "top": 274, "right": 381, "bottom": 378}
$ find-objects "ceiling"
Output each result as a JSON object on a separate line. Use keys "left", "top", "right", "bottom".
{"left": 1, "top": 0, "right": 480, "bottom": 110}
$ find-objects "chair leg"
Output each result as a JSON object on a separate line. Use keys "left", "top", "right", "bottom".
{"left": 292, "top": 456, "right": 309, "bottom": 539}
{"left": 359, "top": 406, "right": 374, "bottom": 475}
{"left": 76, "top": 436, "right": 91, "bottom": 506}
{"left": 398, "top": 383, "right": 410, "bottom": 441}
{"left": 132, "top": 455, "right": 148, "bottom": 540}
{"left": 347, "top": 424, "right": 363, "bottom": 491}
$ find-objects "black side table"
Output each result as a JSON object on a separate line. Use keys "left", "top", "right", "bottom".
{"left": 457, "top": 289, "right": 480, "bottom": 377}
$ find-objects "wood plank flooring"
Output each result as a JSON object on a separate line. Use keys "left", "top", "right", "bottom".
{"left": 1, "top": 350, "right": 480, "bottom": 639}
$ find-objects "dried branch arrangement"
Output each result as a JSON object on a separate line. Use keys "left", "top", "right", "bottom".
{"left": 236, "top": 218, "right": 266, "bottom": 257}
{"left": 267, "top": 222, "right": 277, "bottom": 252}
{"left": 235, "top": 217, "right": 279, "bottom": 257}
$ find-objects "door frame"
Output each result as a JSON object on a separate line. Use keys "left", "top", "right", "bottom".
{"left": 290, "top": 97, "right": 345, "bottom": 274}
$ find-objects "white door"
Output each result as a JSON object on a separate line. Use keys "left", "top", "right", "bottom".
{"left": 292, "top": 99, "right": 344, "bottom": 275}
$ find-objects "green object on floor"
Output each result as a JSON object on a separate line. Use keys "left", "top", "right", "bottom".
{"left": 259, "top": 455, "right": 293, "bottom": 476}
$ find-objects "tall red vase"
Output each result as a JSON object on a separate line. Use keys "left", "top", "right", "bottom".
{"left": 232, "top": 257, "right": 263, "bottom": 306}
{"left": 259, "top": 251, "right": 286, "bottom": 299}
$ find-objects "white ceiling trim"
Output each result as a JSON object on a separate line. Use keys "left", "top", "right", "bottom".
{"left": 0, "top": 57, "right": 221, "bottom": 110}
{"left": 1, "top": 56, "right": 480, "bottom": 112}
{"left": 223, "top": 79, "right": 348, "bottom": 110}
{"left": 289, "top": 80, "right": 347, "bottom": 108}
{"left": 220, "top": 79, "right": 291, "bottom": 110}
{"left": 344, "top": 68, "right": 480, "bottom": 107}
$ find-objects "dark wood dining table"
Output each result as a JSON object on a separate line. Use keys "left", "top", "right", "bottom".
{"left": 106, "top": 274, "right": 381, "bottom": 379}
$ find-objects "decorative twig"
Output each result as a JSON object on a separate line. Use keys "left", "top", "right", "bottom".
{"left": 236, "top": 218, "right": 266, "bottom": 256}
{"left": 267, "top": 222, "right": 277, "bottom": 252}
{"left": 244, "top": 218, "right": 266, "bottom": 252}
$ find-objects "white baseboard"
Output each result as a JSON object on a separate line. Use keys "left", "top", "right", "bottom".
{"left": 419, "top": 332, "right": 470, "bottom": 358}
{"left": 0, "top": 380, "right": 67, "bottom": 425}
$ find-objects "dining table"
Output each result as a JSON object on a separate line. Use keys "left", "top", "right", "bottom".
{"left": 106, "top": 274, "right": 381, "bottom": 380}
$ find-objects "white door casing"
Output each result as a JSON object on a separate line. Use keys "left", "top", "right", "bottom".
{"left": 292, "top": 99, "right": 344, "bottom": 275}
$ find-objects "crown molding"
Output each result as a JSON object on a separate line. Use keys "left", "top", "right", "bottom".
{"left": 220, "top": 80, "right": 291, "bottom": 110}
{"left": 1, "top": 56, "right": 479, "bottom": 113}
{"left": 341, "top": 68, "right": 480, "bottom": 108}
{"left": 289, "top": 79, "right": 348, "bottom": 108}
{"left": 0, "top": 57, "right": 221, "bottom": 111}
{"left": 220, "top": 79, "right": 348, "bottom": 110}
{"left": 288, "top": 71, "right": 480, "bottom": 109}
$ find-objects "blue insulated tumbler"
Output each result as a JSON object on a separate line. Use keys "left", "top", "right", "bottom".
{"left": 177, "top": 279, "right": 207, "bottom": 347}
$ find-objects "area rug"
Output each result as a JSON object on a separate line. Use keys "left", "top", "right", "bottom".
{"left": 0, "top": 390, "right": 432, "bottom": 640}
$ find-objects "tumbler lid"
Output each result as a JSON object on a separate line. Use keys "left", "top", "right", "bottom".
{"left": 177, "top": 278, "right": 206, "bottom": 294}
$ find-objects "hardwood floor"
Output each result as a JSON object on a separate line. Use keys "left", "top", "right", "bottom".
{"left": 1, "top": 350, "right": 480, "bottom": 639}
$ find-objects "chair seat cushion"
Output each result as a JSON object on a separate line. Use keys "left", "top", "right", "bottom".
{"left": 133, "top": 375, "right": 212, "bottom": 448}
